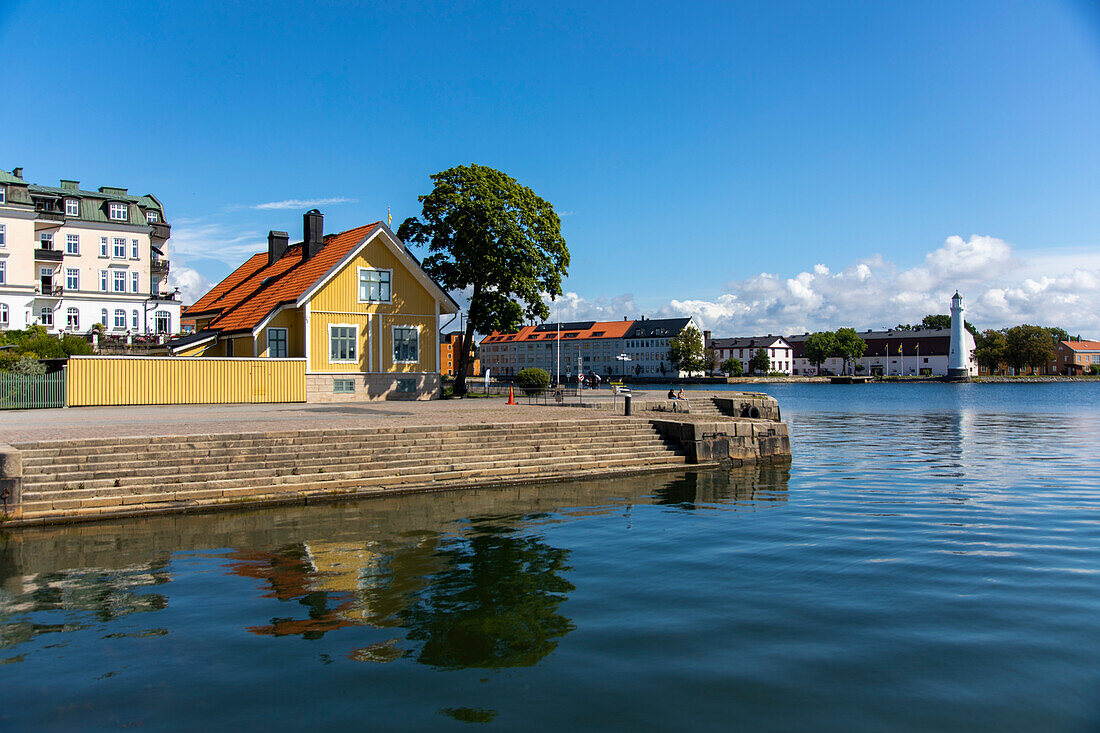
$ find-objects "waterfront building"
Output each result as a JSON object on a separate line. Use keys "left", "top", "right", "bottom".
{"left": 707, "top": 335, "right": 792, "bottom": 375}
{"left": 479, "top": 316, "right": 699, "bottom": 380}
{"left": 787, "top": 326, "right": 977, "bottom": 377}
{"left": 0, "top": 167, "right": 179, "bottom": 336}
{"left": 1055, "top": 340, "right": 1100, "bottom": 375}
{"left": 172, "top": 210, "right": 459, "bottom": 401}
{"left": 440, "top": 331, "right": 481, "bottom": 377}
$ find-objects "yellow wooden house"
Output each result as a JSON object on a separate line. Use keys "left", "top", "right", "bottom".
{"left": 170, "top": 210, "right": 459, "bottom": 401}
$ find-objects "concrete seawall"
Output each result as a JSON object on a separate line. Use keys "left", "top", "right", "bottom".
{"left": 0, "top": 395, "right": 790, "bottom": 528}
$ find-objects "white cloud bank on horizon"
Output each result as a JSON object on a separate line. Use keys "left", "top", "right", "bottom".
{"left": 553, "top": 235, "right": 1100, "bottom": 337}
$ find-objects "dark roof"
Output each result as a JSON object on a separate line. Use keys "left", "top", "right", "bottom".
{"left": 709, "top": 336, "right": 791, "bottom": 349}
{"left": 784, "top": 327, "right": 950, "bottom": 343}
{"left": 624, "top": 317, "right": 692, "bottom": 339}
{"left": 165, "top": 330, "right": 218, "bottom": 350}
{"left": 533, "top": 321, "right": 596, "bottom": 332}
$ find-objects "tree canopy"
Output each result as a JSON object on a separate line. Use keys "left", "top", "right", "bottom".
{"left": 749, "top": 348, "right": 770, "bottom": 374}
{"left": 803, "top": 331, "right": 837, "bottom": 374}
{"left": 398, "top": 164, "right": 569, "bottom": 394}
{"left": 720, "top": 356, "right": 743, "bottom": 377}
{"left": 974, "top": 329, "right": 1008, "bottom": 374}
{"left": 1004, "top": 324, "right": 1055, "bottom": 371}
{"left": 667, "top": 326, "right": 705, "bottom": 376}
{"left": 834, "top": 328, "right": 867, "bottom": 374}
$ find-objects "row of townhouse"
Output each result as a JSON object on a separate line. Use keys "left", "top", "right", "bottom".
{"left": 479, "top": 317, "right": 700, "bottom": 380}
{"left": 704, "top": 328, "right": 979, "bottom": 377}
{"left": 1055, "top": 340, "right": 1100, "bottom": 375}
{"left": 0, "top": 167, "right": 181, "bottom": 336}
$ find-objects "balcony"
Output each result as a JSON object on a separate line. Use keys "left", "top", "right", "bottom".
{"left": 35, "top": 209, "right": 66, "bottom": 223}
{"left": 34, "top": 285, "right": 64, "bottom": 298}
{"left": 151, "top": 259, "right": 170, "bottom": 275}
{"left": 34, "top": 248, "right": 64, "bottom": 262}
{"left": 150, "top": 290, "right": 179, "bottom": 302}
{"left": 149, "top": 221, "right": 171, "bottom": 240}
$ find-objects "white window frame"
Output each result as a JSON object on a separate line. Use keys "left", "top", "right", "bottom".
{"left": 108, "top": 202, "right": 127, "bottom": 221}
{"left": 131, "top": 239, "right": 139, "bottom": 259}
{"left": 0, "top": 186, "right": 5, "bottom": 204}
{"left": 132, "top": 310, "right": 139, "bottom": 330}
{"left": 66, "top": 233, "right": 80, "bottom": 254}
{"left": 0, "top": 223, "right": 6, "bottom": 247}
{"left": 357, "top": 267, "right": 393, "bottom": 304}
{"left": 39, "top": 232, "right": 54, "bottom": 249}
{"left": 328, "top": 323, "right": 358, "bottom": 363}
{"left": 392, "top": 324, "right": 420, "bottom": 364}
{"left": 146, "top": 210, "right": 159, "bottom": 223}
{"left": 0, "top": 260, "right": 5, "bottom": 285}
{"left": 99, "top": 236, "right": 108, "bottom": 257}
{"left": 155, "top": 310, "right": 171, "bottom": 334}
{"left": 113, "top": 270, "right": 126, "bottom": 293}
{"left": 113, "top": 237, "right": 126, "bottom": 259}
{"left": 65, "top": 198, "right": 79, "bottom": 216}
{"left": 100, "top": 308, "right": 108, "bottom": 326}
{"left": 0, "top": 303, "right": 8, "bottom": 326}
{"left": 99, "top": 269, "right": 108, "bottom": 292}
{"left": 113, "top": 309, "right": 126, "bottom": 330}
{"left": 267, "top": 327, "right": 289, "bottom": 358}
{"left": 66, "top": 268, "right": 79, "bottom": 291}
{"left": 67, "top": 307, "right": 80, "bottom": 330}
{"left": 131, "top": 271, "right": 140, "bottom": 293}
{"left": 39, "top": 306, "right": 53, "bottom": 327}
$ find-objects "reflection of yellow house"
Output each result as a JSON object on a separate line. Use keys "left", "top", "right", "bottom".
{"left": 170, "top": 210, "right": 458, "bottom": 401}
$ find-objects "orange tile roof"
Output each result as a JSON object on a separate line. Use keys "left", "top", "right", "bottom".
{"left": 184, "top": 223, "right": 381, "bottom": 334}
{"left": 1061, "top": 340, "right": 1100, "bottom": 351}
{"left": 482, "top": 319, "right": 633, "bottom": 344}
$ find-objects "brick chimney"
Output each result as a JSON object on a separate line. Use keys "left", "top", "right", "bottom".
{"left": 268, "top": 231, "right": 289, "bottom": 265}
{"left": 303, "top": 209, "right": 323, "bottom": 259}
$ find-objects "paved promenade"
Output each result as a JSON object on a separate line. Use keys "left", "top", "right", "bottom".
{"left": 0, "top": 394, "right": 637, "bottom": 444}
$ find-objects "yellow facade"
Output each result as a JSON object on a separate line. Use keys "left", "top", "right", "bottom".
{"left": 256, "top": 307, "right": 305, "bottom": 358}
{"left": 307, "top": 241, "right": 438, "bottom": 374}
{"left": 68, "top": 356, "right": 306, "bottom": 406}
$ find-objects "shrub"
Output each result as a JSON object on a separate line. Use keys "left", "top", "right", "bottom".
{"left": 515, "top": 367, "right": 550, "bottom": 395}
{"left": 9, "top": 355, "right": 47, "bottom": 375}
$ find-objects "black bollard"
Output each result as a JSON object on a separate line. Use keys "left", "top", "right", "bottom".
{"left": 624, "top": 393, "right": 632, "bottom": 416}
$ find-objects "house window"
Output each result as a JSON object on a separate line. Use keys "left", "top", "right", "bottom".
{"left": 0, "top": 186, "right": 5, "bottom": 204}
{"left": 108, "top": 202, "right": 127, "bottom": 221}
{"left": 358, "top": 268, "right": 392, "bottom": 302}
{"left": 67, "top": 308, "right": 79, "bottom": 330}
{"left": 146, "top": 210, "right": 159, "bottom": 223}
{"left": 393, "top": 326, "right": 419, "bottom": 363}
{"left": 113, "top": 270, "right": 126, "bottom": 292}
{"left": 333, "top": 378, "right": 355, "bottom": 393}
{"left": 99, "top": 270, "right": 108, "bottom": 292}
{"left": 113, "top": 309, "right": 126, "bottom": 330}
{"left": 132, "top": 310, "right": 139, "bottom": 330}
{"left": 100, "top": 308, "right": 108, "bottom": 326}
{"left": 0, "top": 223, "right": 5, "bottom": 246}
{"left": 100, "top": 237, "right": 108, "bottom": 257}
{"left": 329, "top": 325, "right": 357, "bottom": 362}
{"left": 66, "top": 233, "right": 80, "bottom": 254}
{"left": 131, "top": 239, "right": 139, "bottom": 259}
{"left": 0, "top": 260, "right": 5, "bottom": 285}
{"left": 0, "top": 303, "right": 8, "bottom": 326}
{"left": 40, "top": 306, "right": 53, "bottom": 327}
{"left": 113, "top": 237, "right": 126, "bottom": 258}
{"left": 39, "top": 232, "right": 54, "bottom": 249}
{"left": 268, "top": 328, "right": 288, "bottom": 358}
{"left": 66, "top": 268, "right": 79, "bottom": 290}
{"left": 65, "top": 198, "right": 79, "bottom": 216}
{"left": 131, "top": 271, "right": 140, "bottom": 293}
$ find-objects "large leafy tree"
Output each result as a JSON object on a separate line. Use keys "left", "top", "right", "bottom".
{"left": 803, "top": 331, "right": 837, "bottom": 375}
{"left": 1005, "top": 324, "right": 1055, "bottom": 373}
{"left": 399, "top": 165, "right": 569, "bottom": 395}
{"left": 974, "top": 329, "right": 1007, "bottom": 374}
{"left": 720, "top": 357, "right": 743, "bottom": 377}
{"left": 921, "top": 313, "right": 977, "bottom": 336}
{"left": 834, "top": 328, "right": 867, "bottom": 375}
{"left": 668, "top": 326, "right": 706, "bottom": 376}
{"left": 749, "top": 347, "right": 770, "bottom": 375}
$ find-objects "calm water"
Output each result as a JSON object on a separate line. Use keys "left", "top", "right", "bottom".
{"left": 2, "top": 383, "right": 1100, "bottom": 731}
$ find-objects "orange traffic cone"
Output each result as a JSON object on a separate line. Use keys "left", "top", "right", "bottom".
{"left": 507, "top": 385, "right": 516, "bottom": 405}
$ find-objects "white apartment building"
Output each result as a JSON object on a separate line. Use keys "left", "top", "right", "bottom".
{"left": 480, "top": 317, "right": 701, "bottom": 380}
{"left": 707, "top": 335, "right": 793, "bottom": 375}
{"left": 0, "top": 167, "right": 179, "bottom": 336}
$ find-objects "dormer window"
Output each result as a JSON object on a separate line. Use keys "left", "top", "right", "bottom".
{"left": 0, "top": 186, "right": 5, "bottom": 204}
{"left": 146, "top": 210, "right": 159, "bottom": 223}
{"left": 108, "top": 202, "right": 127, "bottom": 221}
{"left": 65, "top": 198, "right": 79, "bottom": 216}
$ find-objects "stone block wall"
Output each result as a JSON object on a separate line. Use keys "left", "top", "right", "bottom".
{"left": 306, "top": 372, "right": 441, "bottom": 402}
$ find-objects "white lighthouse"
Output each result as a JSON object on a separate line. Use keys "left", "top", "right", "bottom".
{"left": 947, "top": 290, "right": 970, "bottom": 380}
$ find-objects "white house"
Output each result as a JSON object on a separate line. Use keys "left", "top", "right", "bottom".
{"left": 707, "top": 335, "right": 793, "bottom": 375}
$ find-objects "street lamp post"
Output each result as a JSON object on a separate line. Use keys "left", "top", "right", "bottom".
{"left": 616, "top": 353, "right": 632, "bottom": 380}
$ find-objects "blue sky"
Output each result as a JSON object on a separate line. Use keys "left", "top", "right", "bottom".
{"left": 4, "top": 1, "right": 1100, "bottom": 335}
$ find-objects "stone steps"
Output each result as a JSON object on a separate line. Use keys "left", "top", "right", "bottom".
{"left": 17, "top": 418, "right": 691, "bottom": 520}
{"left": 21, "top": 428, "right": 663, "bottom": 481}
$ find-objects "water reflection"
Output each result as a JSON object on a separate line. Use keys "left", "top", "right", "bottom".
{"left": 0, "top": 464, "right": 788, "bottom": 672}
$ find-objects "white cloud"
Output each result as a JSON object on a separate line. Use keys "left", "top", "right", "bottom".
{"left": 168, "top": 266, "right": 213, "bottom": 307}
{"left": 167, "top": 220, "right": 265, "bottom": 266}
{"left": 252, "top": 197, "right": 357, "bottom": 210}
{"left": 556, "top": 235, "right": 1100, "bottom": 337}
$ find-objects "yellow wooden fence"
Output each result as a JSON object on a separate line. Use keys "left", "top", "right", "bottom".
{"left": 67, "top": 356, "right": 307, "bottom": 406}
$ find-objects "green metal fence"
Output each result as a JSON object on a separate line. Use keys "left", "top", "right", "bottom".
{"left": 0, "top": 370, "right": 66, "bottom": 409}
